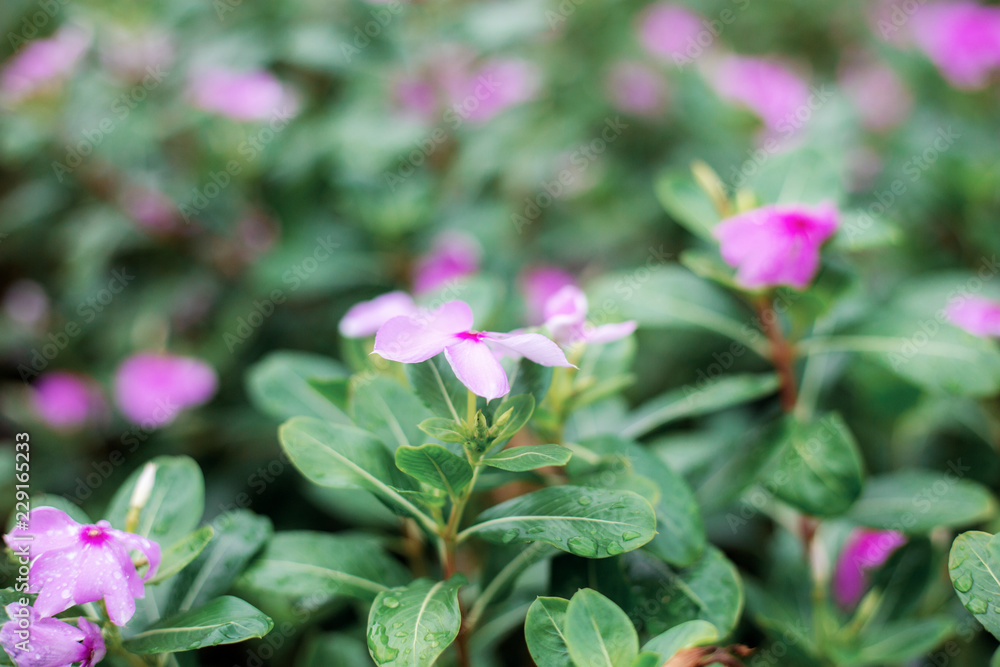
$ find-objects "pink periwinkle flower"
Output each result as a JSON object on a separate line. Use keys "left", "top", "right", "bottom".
{"left": 833, "top": 529, "right": 906, "bottom": 607}
{"left": 543, "top": 286, "right": 637, "bottom": 347}
{"left": 521, "top": 266, "right": 578, "bottom": 325}
{"left": 709, "top": 56, "right": 812, "bottom": 133}
{"left": 447, "top": 59, "right": 540, "bottom": 124}
{"left": 3, "top": 280, "right": 49, "bottom": 328}
{"left": 1, "top": 26, "right": 89, "bottom": 103}
{"left": 339, "top": 291, "right": 419, "bottom": 338}
{"left": 393, "top": 77, "right": 439, "bottom": 120}
{"left": 189, "top": 68, "right": 298, "bottom": 121}
{"left": 839, "top": 60, "right": 912, "bottom": 132}
{"left": 5, "top": 507, "right": 161, "bottom": 626}
{"left": 413, "top": 233, "right": 482, "bottom": 295}
{"left": 0, "top": 604, "right": 105, "bottom": 667}
{"left": 911, "top": 2, "right": 1000, "bottom": 89}
{"left": 714, "top": 202, "right": 839, "bottom": 290}
{"left": 946, "top": 296, "right": 1000, "bottom": 337}
{"left": 374, "top": 300, "right": 572, "bottom": 400}
{"left": 31, "top": 372, "right": 106, "bottom": 431}
{"left": 113, "top": 353, "right": 218, "bottom": 427}
{"left": 606, "top": 62, "right": 668, "bottom": 116}
{"left": 637, "top": 3, "right": 705, "bottom": 63}
{"left": 120, "top": 186, "right": 176, "bottom": 234}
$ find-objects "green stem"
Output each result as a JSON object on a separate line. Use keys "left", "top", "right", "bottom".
{"left": 465, "top": 543, "right": 547, "bottom": 630}
{"left": 466, "top": 390, "right": 476, "bottom": 425}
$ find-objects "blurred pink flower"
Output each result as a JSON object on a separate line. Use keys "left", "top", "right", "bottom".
{"left": 448, "top": 58, "right": 540, "bottom": 123}
{"left": 3, "top": 279, "right": 49, "bottom": 328}
{"left": 340, "top": 291, "right": 419, "bottom": 338}
{"left": 543, "top": 285, "right": 637, "bottom": 347}
{"left": 911, "top": 1, "right": 1000, "bottom": 89}
{"left": 946, "top": 296, "right": 1000, "bottom": 337}
{"left": 374, "top": 300, "right": 572, "bottom": 400}
{"left": 638, "top": 3, "right": 704, "bottom": 62}
{"left": 606, "top": 62, "right": 667, "bottom": 116}
{"left": 0, "top": 26, "right": 89, "bottom": 103}
{"left": 393, "top": 77, "right": 439, "bottom": 119}
{"left": 709, "top": 56, "right": 811, "bottom": 133}
{"left": 839, "top": 60, "right": 912, "bottom": 131}
{"left": 714, "top": 202, "right": 839, "bottom": 290}
{"left": 31, "top": 372, "right": 106, "bottom": 430}
{"left": 521, "top": 266, "right": 577, "bottom": 325}
{"left": 413, "top": 232, "right": 482, "bottom": 295}
{"left": 114, "top": 353, "right": 217, "bottom": 426}
{"left": 120, "top": 186, "right": 176, "bottom": 233}
{"left": 189, "top": 68, "right": 298, "bottom": 121}
{"left": 100, "top": 27, "right": 175, "bottom": 80}
{"left": 0, "top": 603, "right": 105, "bottom": 667}
{"left": 833, "top": 529, "right": 906, "bottom": 607}
{"left": 5, "top": 507, "right": 161, "bottom": 626}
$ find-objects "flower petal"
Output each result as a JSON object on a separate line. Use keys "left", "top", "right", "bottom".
{"left": 484, "top": 332, "right": 574, "bottom": 367}
{"left": 77, "top": 617, "right": 107, "bottom": 667}
{"left": 338, "top": 291, "right": 417, "bottom": 338}
{"left": 373, "top": 300, "right": 474, "bottom": 363}
{"left": 444, "top": 340, "right": 510, "bottom": 401}
{"left": 585, "top": 320, "right": 638, "bottom": 344}
{"left": 4, "top": 506, "right": 80, "bottom": 556}
{"left": 71, "top": 541, "right": 143, "bottom": 626}
{"left": 112, "top": 529, "right": 162, "bottom": 582}
{"left": 0, "top": 604, "right": 89, "bottom": 667}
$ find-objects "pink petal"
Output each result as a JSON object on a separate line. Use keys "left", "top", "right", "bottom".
{"left": 412, "top": 233, "right": 481, "bottom": 295}
{"left": 112, "top": 529, "right": 162, "bottom": 581}
{"left": 637, "top": 4, "right": 704, "bottom": 61}
{"left": 339, "top": 291, "right": 418, "bottom": 338}
{"left": 0, "top": 604, "right": 89, "bottom": 667}
{"left": 484, "top": 332, "right": 574, "bottom": 368}
{"left": 444, "top": 339, "right": 510, "bottom": 400}
{"left": 911, "top": 2, "right": 1000, "bottom": 89}
{"left": 114, "top": 353, "right": 218, "bottom": 427}
{"left": 520, "top": 266, "right": 577, "bottom": 325}
{"left": 543, "top": 285, "right": 589, "bottom": 324}
{"left": 585, "top": 320, "right": 638, "bottom": 344}
{"left": 4, "top": 506, "right": 80, "bottom": 556}
{"left": 71, "top": 540, "right": 143, "bottom": 626}
{"left": 373, "top": 300, "right": 474, "bottom": 363}
{"left": 77, "top": 617, "right": 107, "bottom": 667}
{"left": 30, "top": 372, "right": 105, "bottom": 430}
{"left": 189, "top": 68, "right": 298, "bottom": 121}
{"left": 833, "top": 529, "right": 906, "bottom": 607}
{"left": 947, "top": 297, "right": 1000, "bottom": 337}
{"left": 709, "top": 56, "right": 811, "bottom": 131}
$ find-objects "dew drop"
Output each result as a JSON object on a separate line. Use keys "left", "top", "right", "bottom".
{"left": 566, "top": 536, "right": 598, "bottom": 558}
{"left": 968, "top": 597, "right": 988, "bottom": 614}
{"left": 382, "top": 596, "right": 400, "bottom": 609}
{"left": 622, "top": 531, "right": 641, "bottom": 541}
{"left": 527, "top": 526, "right": 545, "bottom": 535}
{"left": 578, "top": 496, "right": 592, "bottom": 506}
{"left": 501, "top": 529, "right": 520, "bottom": 544}
{"left": 606, "top": 542, "right": 625, "bottom": 556}
{"left": 954, "top": 574, "right": 973, "bottom": 593}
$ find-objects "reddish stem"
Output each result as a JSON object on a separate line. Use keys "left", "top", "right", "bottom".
{"left": 756, "top": 297, "right": 798, "bottom": 412}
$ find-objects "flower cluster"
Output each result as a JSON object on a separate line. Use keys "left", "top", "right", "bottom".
{"left": 1, "top": 508, "right": 162, "bottom": 667}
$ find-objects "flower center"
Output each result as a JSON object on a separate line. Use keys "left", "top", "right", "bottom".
{"left": 455, "top": 330, "right": 486, "bottom": 342}
{"left": 80, "top": 524, "right": 110, "bottom": 546}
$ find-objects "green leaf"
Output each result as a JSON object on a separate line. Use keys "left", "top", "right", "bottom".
{"left": 123, "top": 596, "right": 273, "bottom": 654}
{"left": 279, "top": 417, "right": 434, "bottom": 530}
{"left": 239, "top": 531, "right": 409, "bottom": 604}
{"left": 849, "top": 470, "right": 996, "bottom": 534}
{"left": 299, "top": 633, "right": 371, "bottom": 667}
{"left": 525, "top": 597, "right": 571, "bottom": 667}
{"left": 405, "top": 357, "right": 466, "bottom": 421}
{"left": 950, "top": 531, "right": 1000, "bottom": 640}
{"left": 367, "top": 576, "right": 465, "bottom": 666}
{"left": 353, "top": 377, "right": 434, "bottom": 451}
{"left": 759, "top": 413, "right": 864, "bottom": 517}
{"left": 394, "top": 444, "right": 473, "bottom": 499}
{"left": 462, "top": 486, "right": 656, "bottom": 559}
{"left": 564, "top": 589, "right": 638, "bottom": 667}
{"left": 491, "top": 394, "right": 535, "bottom": 443}
{"left": 832, "top": 211, "right": 902, "bottom": 251}
{"left": 622, "top": 373, "right": 780, "bottom": 439}
{"left": 148, "top": 526, "right": 214, "bottom": 585}
{"left": 307, "top": 377, "right": 351, "bottom": 412}
{"left": 166, "top": 509, "right": 272, "bottom": 615}
{"left": 623, "top": 547, "right": 743, "bottom": 637}
{"left": 484, "top": 445, "right": 571, "bottom": 471}
{"left": 418, "top": 417, "right": 467, "bottom": 443}
{"left": 509, "top": 359, "right": 555, "bottom": 407}
{"left": 853, "top": 616, "right": 954, "bottom": 664}
{"left": 641, "top": 620, "right": 719, "bottom": 661}
{"left": 246, "top": 350, "right": 351, "bottom": 422}
{"left": 654, "top": 170, "right": 719, "bottom": 240}
{"left": 630, "top": 654, "right": 662, "bottom": 667}
{"left": 106, "top": 456, "right": 204, "bottom": 548}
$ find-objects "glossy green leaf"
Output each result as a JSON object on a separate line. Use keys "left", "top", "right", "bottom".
{"left": 759, "top": 413, "right": 864, "bottom": 517}
{"left": 406, "top": 357, "right": 466, "bottom": 421}
{"left": 641, "top": 620, "right": 719, "bottom": 661}
{"left": 484, "top": 445, "right": 571, "bottom": 471}
{"left": 462, "top": 486, "right": 655, "bottom": 559}
{"left": 564, "top": 589, "right": 638, "bottom": 667}
{"left": 148, "top": 526, "right": 214, "bottom": 585}
{"left": 106, "top": 456, "right": 204, "bottom": 548}
{"left": 395, "top": 444, "right": 472, "bottom": 499}
{"left": 853, "top": 616, "right": 954, "bottom": 664}
{"left": 418, "top": 417, "right": 467, "bottom": 443}
{"left": 630, "top": 653, "right": 662, "bottom": 667}
{"left": 239, "top": 531, "right": 409, "bottom": 604}
{"left": 509, "top": 359, "right": 555, "bottom": 407}
{"left": 525, "top": 597, "right": 571, "bottom": 667}
{"left": 950, "top": 531, "right": 1000, "bottom": 640}
{"left": 123, "top": 596, "right": 273, "bottom": 654}
{"left": 246, "top": 350, "right": 351, "bottom": 423}
{"left": 849, "top": 470, "right": 996, "bottom": 534}
{"left": 367, "top": 576, "right": 465, "bottom": 666}
{"left": 654, "top": 170, "right": 719, "bottom": 240}
{"left": 353, "top": 377, "right": 434, "bottom": 451}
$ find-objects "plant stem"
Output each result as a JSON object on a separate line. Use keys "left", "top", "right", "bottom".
{"left": 438, "top": 459, "right": 481, "bottom": 667}
{"left": 466, "top": 390, "right": 476, "bottom": 425}
{"left": 755, "top": 296, "right": 798, "bottom": 412}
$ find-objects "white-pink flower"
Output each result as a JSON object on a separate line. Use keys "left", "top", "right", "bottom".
{"left": 946, "top": 296, "right": 1000, "bottom": 337}
{"left": 189, "top": 68, "right": 298, "bottom": 121}
{"left": 543, "top": 286, "right": 637, "bottom": 347}
{"left": 0, "top": 604, "right": 105, "bottom": 667}
{"left": 114, "top": 353, "right": 217, "bottom": 427}
{"left": 339, "top": 291, "right": 419, "bottom": 338}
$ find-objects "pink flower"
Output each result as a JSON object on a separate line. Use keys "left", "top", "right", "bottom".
{"left": 339, "top": 291, "right": 419, "bottom": 338}
{"left": 0, "top": 604, "right": 105, "bottom": 667}
{"left": 714, "top": 202, "right": 839, "bottom": 290}
{"left": 447, "top": 58, "right": 539, "bottom": 124}
{"left": 3, "top": 280, "right": 49, "bottom": 328}
{"left": 709, "top": 56, "right": 811, "bottom": 132}
{"left": 1, "top": 26, "right": 89, "bottom": 103}
{"left": 521, "top": 266, "right": 577, "bottom": 325}
{"left": 911, "top": 2, "right": 1000, "bottom": 89}
{"left": 99, "top": 27, "right": 175, "bottom": 81}
{"left": 393, "top": 77, "right": 438, "bottom": 120}
{"left": 606, "top": 62, "right": 667, "bottom": 116}
{"left": 839, "top": 60, "right": 912, "bottom": 132}
{"left": 189, "top": 68, "right": 297, "bottom": 121}
{"left": 833, "top": 529, "right": 906, "bottom": 606}
{"left": 413, "top": 233, "right": 482, "bottom": 295}
{"left": 637, "top": 4, "right": 705, "bottom": 63}
{"left": 543, "top": 286, "right": 637, "bottom": 347}
{"left": 114, "top": 353, "right": 217, "bottom": 427}
{"left": 31, "top": 373, "right": 106, "bottom": 431}
{"left": 374, "top": 301, "right": 572, "bottom": 400}
{"left": 5, "top": 507, "right": 161, "bottom": 626}
{"left": 946, "top": 296, "right": 1000, "bottom": 337}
